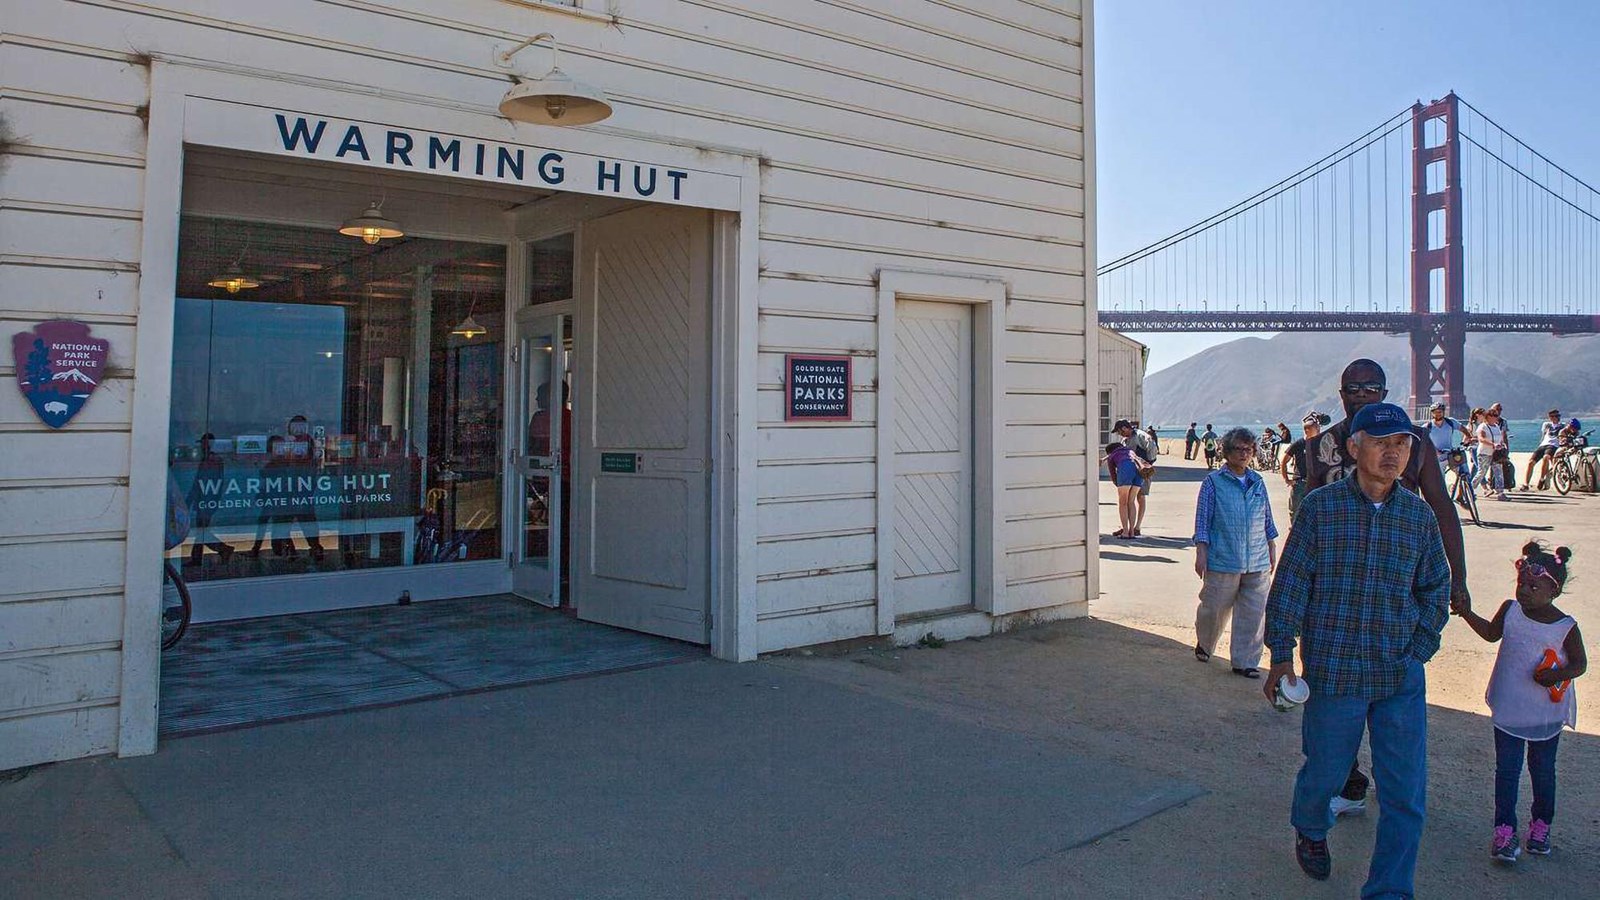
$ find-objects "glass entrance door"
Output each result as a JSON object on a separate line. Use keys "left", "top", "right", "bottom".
{"left": 512, "top": 308, "right": 570, "bottom": 605}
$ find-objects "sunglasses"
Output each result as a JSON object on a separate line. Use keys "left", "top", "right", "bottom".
{"left": 1515, "top": 557, "right": 1560, "bottom": 588}
{"left": 1343, "top": 382, "right": 1386, "bottom": 395}
{"left": 1225, "top": 444, "right": 1253, "bottom": 454}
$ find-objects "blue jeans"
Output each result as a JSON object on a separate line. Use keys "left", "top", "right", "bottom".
{"left": 1291, "top": 658, "right": 1427, "bottom": 899}
{"left": 1494, "top": 728, "right": 1560, "bottom": 829}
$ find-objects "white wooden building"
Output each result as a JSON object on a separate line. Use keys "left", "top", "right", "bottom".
{"left": 1097, "top": 327, "right": 1146, "bottom": 444}
{"left": 0, "top": 0, "right": 1096, "bottom": 768}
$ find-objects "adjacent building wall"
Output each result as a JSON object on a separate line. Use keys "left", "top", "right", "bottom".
{"left": 0, "top": 0, "right": 1093, "bottom": 767}
{"left": 1097, "top": 327, "right": 1147, "bottom": 444}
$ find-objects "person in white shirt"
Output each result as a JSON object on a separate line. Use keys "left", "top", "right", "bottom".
{"left": 1523, "top": 408, "right": 1565, "bottom": 491}
{"left": 1477, "top": 408, "right": 1509, "bottom": 499}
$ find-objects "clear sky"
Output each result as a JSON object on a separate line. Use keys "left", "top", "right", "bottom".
{"left": 1096, "top": 0, "right": 1600, "bottom": 373}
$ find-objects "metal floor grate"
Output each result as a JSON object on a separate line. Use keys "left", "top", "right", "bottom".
{"left": 158, "top": 595, "right": 703, "bottom": 736}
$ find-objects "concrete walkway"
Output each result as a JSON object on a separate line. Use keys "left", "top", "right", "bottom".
{"left": 5, "top": 659, "right": 1197, "bottom": 899}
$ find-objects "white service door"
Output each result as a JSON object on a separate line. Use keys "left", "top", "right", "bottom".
{"left": 893, "top": 299, "right": 975, "bottom": 618}
{"left": 573, "top": 205, "right": 711, "bottom": 643}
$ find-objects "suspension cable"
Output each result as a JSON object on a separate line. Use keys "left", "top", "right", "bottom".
{"left": 1097, "top": 107, "right": 1414, "bottom": 275}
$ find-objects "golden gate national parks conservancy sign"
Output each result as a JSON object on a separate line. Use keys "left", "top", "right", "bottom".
{"left": 13, "top": 320, "right": 109, "bottom": 428}
{"left": 784, "top": 354, "right": 853, "bottom": 421}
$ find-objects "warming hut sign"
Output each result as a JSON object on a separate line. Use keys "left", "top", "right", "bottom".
{"left": 784, "top": 354, "right": 852, "bottom": 421}
{"left": 12, "top": 320, "right": 109, "bottom": 429}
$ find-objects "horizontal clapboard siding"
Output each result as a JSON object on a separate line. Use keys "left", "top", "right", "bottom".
{"left": 2, "top": 21, "right": 151, "bottom": 768}
{"left": 1, "top": 0, "right": 1089, "bottom": 763}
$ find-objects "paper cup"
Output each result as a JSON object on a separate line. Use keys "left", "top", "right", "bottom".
{"left": 1274, "top": 675, "right": 1310, "bottom": 712}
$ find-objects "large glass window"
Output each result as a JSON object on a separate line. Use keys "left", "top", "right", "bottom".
{"left": 167, "top": 216, "right": 505, "bottom": 583}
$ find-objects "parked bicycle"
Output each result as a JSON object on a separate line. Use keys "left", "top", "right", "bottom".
{"left": 1446, "top": 446, "right": 1480, "bottom": 527}
{"left": 1550, "top": 430, "right": 1597, "bottom": 495}
{"left": 1253, "top": 433, "right": 1280, "bottom": 471}
{"left": 161, "top": 560, "right": 191, "bottom": 649}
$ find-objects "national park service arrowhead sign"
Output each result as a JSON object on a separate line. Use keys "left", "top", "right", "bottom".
{"left": 12, "top": 320, "right": 110, "bottom": 429}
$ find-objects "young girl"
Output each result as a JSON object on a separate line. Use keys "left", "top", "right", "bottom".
{"left": 1453, "top": 541, "right": 1587, "bottom": 862}
{"left": 1103, "top": 441, "right": 1148, "bottom": 539}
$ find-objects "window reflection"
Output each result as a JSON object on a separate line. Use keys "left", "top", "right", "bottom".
{"left": 167, "top": 217, "right": 504, "bottom": 584}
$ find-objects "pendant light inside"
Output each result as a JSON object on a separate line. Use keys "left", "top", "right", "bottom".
{"left": 339, "top": 200, "right": 405, "bottom": 245}
{"left": 450, "top": 314, "right": 488, "bottom": 339}
{"left": 207, "top": 261, "right": 261, "bottom": 294}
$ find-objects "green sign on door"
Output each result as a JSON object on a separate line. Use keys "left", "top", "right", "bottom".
{"left": 600, "top": 452, "right": 639, "bottom": 473}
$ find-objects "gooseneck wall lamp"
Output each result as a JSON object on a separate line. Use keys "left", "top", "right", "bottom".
{"left": 495, "top": 32, "right": 613, "bottom": 126}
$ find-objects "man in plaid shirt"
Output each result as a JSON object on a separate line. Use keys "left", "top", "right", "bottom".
{"left": 1265, "top": 402, "right": 1451, "bottom": 897}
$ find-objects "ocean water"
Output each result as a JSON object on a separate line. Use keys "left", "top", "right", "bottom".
{"left": 1148, "top": 420, "right": 1560, "bottom": 453}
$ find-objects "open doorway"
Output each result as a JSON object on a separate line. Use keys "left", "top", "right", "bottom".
{"left": 509, "top": 206, "right": 715, "bottom": 644}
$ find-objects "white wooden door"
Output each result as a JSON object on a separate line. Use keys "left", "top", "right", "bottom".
{"left": 893, "top": 300, "right": 974, "bottom": 617}
{"left": 573, "top": 205, "right": 711, "bottom": 643}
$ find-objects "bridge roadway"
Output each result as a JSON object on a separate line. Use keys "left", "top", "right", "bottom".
{"left": 1098, "top": 309, "right": 1600, "bottom": 334}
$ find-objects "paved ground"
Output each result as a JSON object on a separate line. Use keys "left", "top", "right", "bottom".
{"left": 6, "top": 659, "right": 1200, "bottom": 900}
{"left": 5, "top": 449, "right": 1595, "bottom": 898}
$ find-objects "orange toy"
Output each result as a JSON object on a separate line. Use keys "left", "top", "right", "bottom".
{"left": 1537, "top": 648, "right": 1572, "bottom": 703}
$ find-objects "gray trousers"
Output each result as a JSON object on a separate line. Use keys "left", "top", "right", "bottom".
{"left": 1195, "top": 570, "right": 1270, "bottom": 669}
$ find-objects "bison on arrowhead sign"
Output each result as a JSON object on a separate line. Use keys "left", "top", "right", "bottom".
{"left": 13, "top": 320, "right": 110, "bottom": 429}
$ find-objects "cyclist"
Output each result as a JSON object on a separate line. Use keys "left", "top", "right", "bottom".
{"left": 1558, "top": 417, "right": 1582, "bottom": 448}
{"left": 1523, "top": 408, "right": 1565, "bottom": 492}
{"left": 1423, "top": 403, "right": 1469, "bottom": 459}
{"left": 1423, "top": 403, "right": 1474, "bottom": 511}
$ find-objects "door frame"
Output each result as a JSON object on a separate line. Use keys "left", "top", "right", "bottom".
{"left": 874, "top": 270, "right": 1006, "bottom": 632}
{"left": 508, "top": 303, "right": 574, "bottom": 607}
{"left": 507, "top": 195, "right": 751, "bottom": 657}
{"left": 123, "top": 65, "right": 762, "bottom": 757}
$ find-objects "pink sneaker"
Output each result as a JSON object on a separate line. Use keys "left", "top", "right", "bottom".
{"left": 1526, "top": 819, "right": 1551, "bottom": 855}
{"left": 1492, "top": 824, "right": 1520, "bottom": 864}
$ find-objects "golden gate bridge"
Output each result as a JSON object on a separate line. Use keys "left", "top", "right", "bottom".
{"left": 1097, "top": 93, "right": 1600, "bottom": 417}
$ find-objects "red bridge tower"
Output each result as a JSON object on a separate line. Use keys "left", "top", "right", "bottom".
{"left": 1407, "top": 93, "right": 1468, "bottom": 418}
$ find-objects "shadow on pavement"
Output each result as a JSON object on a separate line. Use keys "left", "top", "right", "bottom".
{"left": 1117, "top": 535, "right": 1193, "bottom": 550}
{"left": 1100, "top": 550, "right": 1178, "bottom": 564}
{"left": 1477, "top": 520, "right": 1554, "bottom": 531}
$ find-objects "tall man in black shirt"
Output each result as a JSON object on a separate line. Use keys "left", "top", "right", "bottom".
{"left": 1302, "top": 358, "right": 1472, "bottom": 817}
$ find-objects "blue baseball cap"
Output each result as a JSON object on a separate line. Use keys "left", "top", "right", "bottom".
{"left": 1349, "top": 402, "right": 1416, "bottom": 440}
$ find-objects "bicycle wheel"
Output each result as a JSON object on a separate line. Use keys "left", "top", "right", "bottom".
{"left": 161, "top": 560, "right": 192, "bottom": 650}
{"left": 1460, "top": 472, "right": 1481, "bottom": 526}
{"left": 1553, "top": 458, "right": 1573, "bottom": 495}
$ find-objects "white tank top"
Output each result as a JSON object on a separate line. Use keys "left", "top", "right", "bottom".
{"left": 1486, "top": 601, "right": 1578, "bottom": 741}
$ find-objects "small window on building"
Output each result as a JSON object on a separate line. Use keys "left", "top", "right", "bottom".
{"left": 1099, "top": 389, "right": 1113, "bottom": 446}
